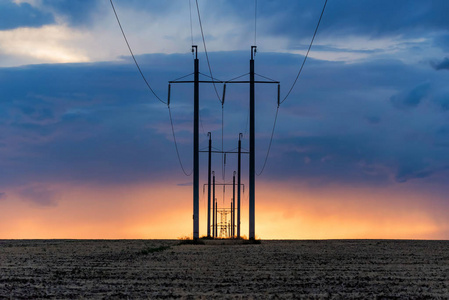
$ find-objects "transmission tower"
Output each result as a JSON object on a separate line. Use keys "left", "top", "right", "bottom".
{"left": 225, "top": 46, "right": 280, "bottom": 240}
{"left": 168, "top": 46, "right": 223, "bottom": 241}
{"left": 170, "top": 46, "right": 279, "bottom": 240}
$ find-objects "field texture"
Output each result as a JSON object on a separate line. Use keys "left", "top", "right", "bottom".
{"left": 0, "top": 239, "right": 448, "bottom": 299}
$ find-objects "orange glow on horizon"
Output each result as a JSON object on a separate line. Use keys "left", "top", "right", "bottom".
{"left": 0, "top": 180, "right": 448, "bottom": 240}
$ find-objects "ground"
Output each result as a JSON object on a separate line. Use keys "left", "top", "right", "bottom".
{"left": 0, "top": 239, "right": 448, "bottom": 299}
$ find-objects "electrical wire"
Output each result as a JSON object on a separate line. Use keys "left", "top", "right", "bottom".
{"left": 171, "top": 72, "right": 194, "bottom": 82}
{"left": 110, "top": 0, "right": 166, "bottom": 105}
{"left": 255, "top": 73, "right": 277, "bottom": 82}
{"left": 280, "top": 0, "right": 328, "bottom": 105}
{"left": 168, "top": 106, "right": 193, "bottom": 176}
{"left": 256, "top": 106, "right": 279, "bottom": 176}
{"left": 198, "top": 72, "right": 223, "bottom": 82}
{"left": 199, "top": 111, "right": 208, "bottom": 137}
{"left": 222, "top": 73, "right": 252, "bottom": 139}
{"left": 243, "top": 110, "right": 249, "bottom": 139}
{"left": 225, "top": 147, "right": 238, "bottom": 152}
{"left": 225, "top": 72, "right": 249, "bottom": 83}
{"left": 195, "top": 0, "right": 223, "bottom": 104}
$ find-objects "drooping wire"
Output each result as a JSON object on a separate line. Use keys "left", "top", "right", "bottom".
{"left": 225, "top": 147, "right": 238, "bottom": 152}
{"left": 171, "top": 72, "right": 194, "bottom": 82}
{"left": 199, "top": 111, "right": 208, "bottom": 137}
{"left": 198, "top": 72, "right": 223, "bottom": 82}
{"left": 256, "top": 106, "right": 279, "bottom": 176}
{"left": 280, "top": 0, "right": 328, "bottom": 105}
{"left": 189, "top": 1, "right": 208, "bottom": 139}
{"left": 111, "top": 0, "right": 196, "bottom": 177}
{"left": 243, "top": 109, "right": 249, "bottom": 139}
{"left": 254, "top": 0, "right": 257, "bottom": 46}
{"left": 168, "top": 106, "right": 193, "bottom": 176}
{"left": 195, "top": 0, "right": 223, "bottom": 104}
{"left": 109, "top": 0, "right": 166, "bottom": 105}
{"left": 255, "top": 73, "right": 277, "bottom": 82}
{"left": 225, "top": 72, "right": 249, "bottom": 83}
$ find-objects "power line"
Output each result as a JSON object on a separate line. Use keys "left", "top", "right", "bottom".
{"left": 111, "top": 0, "right": 200, "bottom": 177}
{"left": 195, "top": 0, "right": 222, "bottom": 104}
{"left": 199, "top": 111, "right": 208, "bottom": 137}
{"left": 225, "top": 72, "right": 249, "bottom": 83}
{"left": 171, "top": 72, "right": 194, "bottom": 82}
{"left": 255, "top": 73, "right": 277, "bottom": 82}
{"left": 280, "top": 0, "right": 328, "bottom": 105}
{"left": 244, "top": 111, "right": 249, "bottom": 138}
{"left": 168, "top": 106, "right": 193, "bottom": 176}
{"left": 256, "top": 106, "right": 279, "bottom": 176}
{"left": 109, "top": 0, "right": 166, "bottom": 105}
{"left": 198, "top": 72, "right": 223, "bottom": 82}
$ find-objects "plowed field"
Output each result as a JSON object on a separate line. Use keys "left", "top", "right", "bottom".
{"left": 1, "top": 240, "right": 448, "bottom": 299}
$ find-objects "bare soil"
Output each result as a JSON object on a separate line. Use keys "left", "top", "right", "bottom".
{"left": 0, "top": 239, "right": 448, "bottom": 299}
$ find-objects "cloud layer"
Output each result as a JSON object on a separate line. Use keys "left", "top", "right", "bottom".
{"left": 1, "top": 0, "right": 449, "bottom": 238}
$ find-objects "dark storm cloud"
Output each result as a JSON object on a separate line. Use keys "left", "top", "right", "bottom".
{"left": 38, "top": 0, "right": 186, "bottom": 29}
{"left": 0, "top": 1, "right": 54, "bottom": 30}
{"left": 433, "top": 34, "right": 449, "bottom": 52}
{"left": 254, "top": 54, "right": 449, "bottom": 187}
{"left": 111, "top": 0, "right": 176, "bottom": 13}
{"left": 0, "top": 0, "right": 105, "bottom": 30}
{"left": 2, "top": 46, "right": 449, "bottom": 192}
{"left": 19, "top": 185, "right": 57, "bottom": 206}
{"left": 41, "top": 0, "right": 102, "bottom": 27}
{"left": 323, "top": 0, "right": 449, "bottom": 37}
{"left": 269, "top": 134, "right": 392, "bottom": 186}
{"left": 432, "top": 57, "right": 449, "bottom": 71}
{"left": 390, "top": 83, "right": 430, "bottom": 109}
{"left": 365, "top": 115, "right": 381, "bottom": 125}
{"left": 434, "top": 126, "right": 449, "bottom": 147}
{"left": 0, "top": 55, "right": 194, "bottom": 187}
{"left": 266, "top": 127, "right": 448, "bottom": 186}
{"left": 395, "top": 167, "right": 435, "bottom": 183}
{"left": 259, "top": 0, "right": 449, "bottom": 39}
{"left": 429, "top": 88, "right": 449, "bottom": 111}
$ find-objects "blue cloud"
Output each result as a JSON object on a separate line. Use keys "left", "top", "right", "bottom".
{"left": 262, "top": 0, "right": 449, "bottom": 39}
{"left": 0, "top": 1, "right": 54, "bottom": 30}
{"left": 390, "top": 83, "right": 430, "bottom": 109}
{"left": 19, "top": 185, "right": 57, "bottom": 206}
{"left": 267, "top": 134, "right": 393, "bottom": 186}
{"left": 433, "top": 34, "right": 449, "bottom": 51}
{"left": 41, "top": 0, "right": 101, "bottom": 27}
{"left": 0, "top": 54, "right": 196, "bottom": 187}
{"left": 365, "top": 115, "right": 381, "bottom": 125}
{"left": 1, "top": 48, "right": 449, "bottom": 192}
{"left": 395, "top": 167, "right": 434, "bottom": 183}
{"left": 432, "top": 57, "right": 449, "bottom": 70}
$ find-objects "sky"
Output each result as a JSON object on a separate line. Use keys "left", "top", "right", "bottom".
{"left": 1, "top": 0, "right": 449, "bottom": 239}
